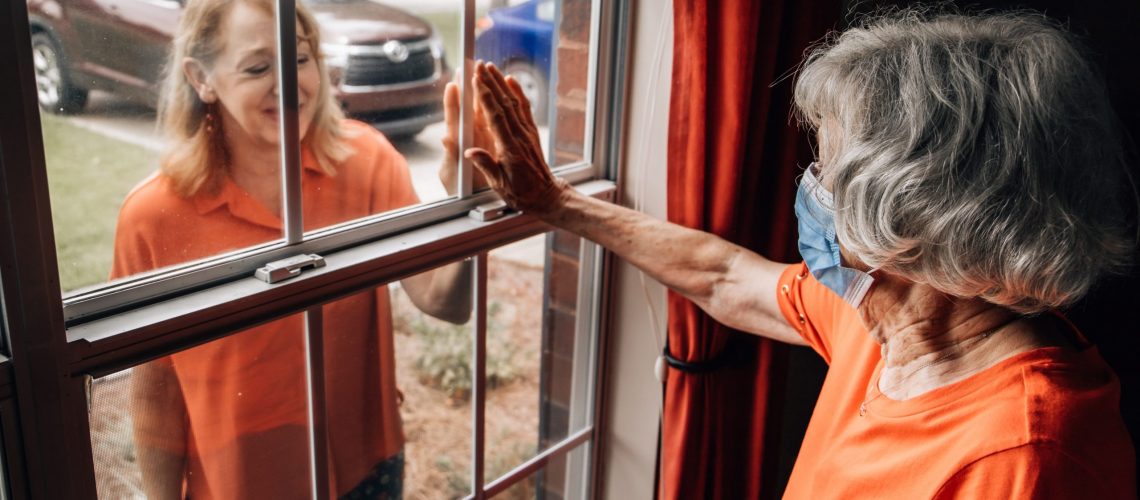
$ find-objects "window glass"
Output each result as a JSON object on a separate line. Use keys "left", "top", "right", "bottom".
{"left": 494, "top": 452, "right": 584, "bottom": 499}
{"left": 89, "top": 314, "right": 312, "bottom": 498}
{"left": 30, "top": 0, "right": 286, "bottom": 294}
{"left": 88, "top": 255, "right": 476, "bottom": 498}
{"left": 304, "top": 0, "right": 463, "bottom": 232}
{"left": 474, "top": 0, "right": 590, "bottom": 170}
{"left": 484, "top": 231, "right": 587, "bottom": 486}
{"left": 32, "top": 0, "right": 596, "bottom": 299}
{"left": 389, "top": 264, "right": 474, "bottom": 498}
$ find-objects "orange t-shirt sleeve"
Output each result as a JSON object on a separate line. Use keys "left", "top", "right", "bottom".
{"left": 935, "top": 444, "right": 1112, "bottom": 499}
{"left": 775, "top": 262, "right": 843, "bottom": 364}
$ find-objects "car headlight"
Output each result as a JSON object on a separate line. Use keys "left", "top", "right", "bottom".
{"left": 428, "top": 30, "right": 445, "bottom": 61}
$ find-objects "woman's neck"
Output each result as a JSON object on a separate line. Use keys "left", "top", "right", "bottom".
{"left": 223, "top": 134, "right": 282, "bottom": 216}
{"left": 859, "top": 275, "right": 1058, "bottom": 400}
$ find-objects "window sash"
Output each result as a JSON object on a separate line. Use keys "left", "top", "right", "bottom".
{"left": 67, "top": 202, "right": 613, "bottom": 498}
{"left": 58, "top": 0, "right": 609, "bottom": 324}
{"left": 66, "top": 180, "right": 613, "bottom": 377}
{"left": 62, "top": 164, "right": 597, "bottom": 325}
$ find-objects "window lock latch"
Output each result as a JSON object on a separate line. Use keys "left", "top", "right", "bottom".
{"left": 255, "top": 253, "right": 326, "bottom": 284}
{"left": 468, "top": 200, "right": 511, "bottom": 222}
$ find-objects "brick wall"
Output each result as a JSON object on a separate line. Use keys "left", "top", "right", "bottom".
{"left": 537, "top": 0, "right": 591, "bottom": 497}
{"left": 551, "top": 0, "right": 590, "bottom": 166}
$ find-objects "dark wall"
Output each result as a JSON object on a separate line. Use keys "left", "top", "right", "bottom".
{"left": 772, "top": 0, "right": 1140, "bottom": 494}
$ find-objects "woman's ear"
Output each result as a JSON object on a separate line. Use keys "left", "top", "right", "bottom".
{"left": 182, "top": 57, "right": 216, "bottom": 103}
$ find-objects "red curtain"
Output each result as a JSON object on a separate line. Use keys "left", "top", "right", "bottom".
{"left": 662, "top": 0, "right": 840, "bottom": 498}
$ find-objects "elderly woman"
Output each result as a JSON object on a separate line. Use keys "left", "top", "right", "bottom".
{"left": 466, "top": 11, "right": 1136, "bottom": 498}
{"left": 111, "top": 0, "right": 472, "bottom": 498}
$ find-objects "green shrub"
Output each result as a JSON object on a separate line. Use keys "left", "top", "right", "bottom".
{"left": 433, "top": 456, "right": 469, "bottom": 498}
{"left": 413, "top": 302, "right": 520, "bottom": 401}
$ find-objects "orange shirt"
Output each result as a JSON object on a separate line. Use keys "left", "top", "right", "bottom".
{"left": 111, "top": 120, "right": 419, "bottom": 498}
{"left": 776, "top": 262, "right": 1137, "bottom": 499}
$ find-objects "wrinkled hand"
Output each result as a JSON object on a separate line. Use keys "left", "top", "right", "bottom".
{"left": 464, "top": 62, "right": 569, "bottom": 215}
{"left": 439, "top": 76, "right": 491, "bottom": 195}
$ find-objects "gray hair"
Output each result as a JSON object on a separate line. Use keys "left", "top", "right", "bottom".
{"left": 793, "top": 10, "right": 1135, "bottom": 314}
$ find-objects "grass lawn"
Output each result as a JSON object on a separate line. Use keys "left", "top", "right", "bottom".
{"left": 41, "top": 114, "right": 159, "bottom": 293}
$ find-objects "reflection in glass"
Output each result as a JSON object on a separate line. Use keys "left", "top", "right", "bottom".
{"left": 29, "top": 0, "right": 464, "bottom": 294}
{"left": 390, "top": 271, "right": 474, "bottom": 498}
{"left": 91, "top": 253, "right": 475, "bottom": 498}
{"left": 493, "top": 455, "right": 575, "bottom": 500}
{"left": 484, "top": 231, "right": 584, "bottom": 492}
{"left": 303, "top": 0, "right": 461, "bottom": 231}
{"left": 30, "top": 0, "right": 293, "bottom": 294}
{"left": 90, "top": 315, "right": 314, "bottom": 499}
{"left": 474, "top": 0, "right": 592, "bottom": 168}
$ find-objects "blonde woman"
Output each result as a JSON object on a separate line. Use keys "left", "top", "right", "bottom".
{"left": 112, "top": 0, "right": 473, "bottom": 497}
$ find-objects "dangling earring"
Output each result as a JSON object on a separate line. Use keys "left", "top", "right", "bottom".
{"left": 205, "top": 105, "right": 217, "bottom": 134}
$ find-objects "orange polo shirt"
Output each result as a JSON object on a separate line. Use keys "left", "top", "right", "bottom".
{"left": 776, "top": 262, "right": 1136, "bottom": 499}
{"left": 111, "top": 120, "right": 419, "bottom": 499}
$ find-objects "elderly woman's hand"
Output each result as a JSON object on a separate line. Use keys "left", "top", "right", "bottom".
{"left": 465, "top": 62, "right": 569, "bottom": 216}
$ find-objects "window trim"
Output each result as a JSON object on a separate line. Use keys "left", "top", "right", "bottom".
{"left": 0, "top": 3, "right": 97, "bottom": 495}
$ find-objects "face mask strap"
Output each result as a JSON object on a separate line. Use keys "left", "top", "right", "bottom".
{"left": 802, "top": 165, "right": 835, "bottom": 209}
{"left": 843, "top": 271, "right": 876, "bottom": 308}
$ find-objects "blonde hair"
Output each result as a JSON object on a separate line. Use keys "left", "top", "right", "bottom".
{"left": 158, "top": 0, "right": 352, "bottom": 197}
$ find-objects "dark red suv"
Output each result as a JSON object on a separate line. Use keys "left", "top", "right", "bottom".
{"left": 26, "top": 0, "right": 450, "bottom": 137}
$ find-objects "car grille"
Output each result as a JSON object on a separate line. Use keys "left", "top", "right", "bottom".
{"left": 343, "top": 48, "right": 437, "bottom": 87}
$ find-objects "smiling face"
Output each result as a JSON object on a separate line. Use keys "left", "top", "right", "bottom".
{"left": 190, "top": 1, "right": 321, "bottom": 154}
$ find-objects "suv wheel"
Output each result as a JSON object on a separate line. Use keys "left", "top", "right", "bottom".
{"left": 506, "top": 62, "right": 548, "bottom": 125}
{"left": 31, "top": 32, "right": 88, "bottom": 114}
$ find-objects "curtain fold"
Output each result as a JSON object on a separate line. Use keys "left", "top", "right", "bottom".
{"left": 663, "top": 0, "right": 840, "bottom": 497}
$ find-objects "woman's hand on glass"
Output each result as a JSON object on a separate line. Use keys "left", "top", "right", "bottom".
{"left": 439, "top": 74, "right": 491, "bottom": 196}
{"left": 464, "top": 62, "right": 568, "bottom": 216}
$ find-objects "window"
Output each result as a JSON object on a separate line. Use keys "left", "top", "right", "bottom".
{"left": 1, "top": 0, "right": 630, "bottom": 497}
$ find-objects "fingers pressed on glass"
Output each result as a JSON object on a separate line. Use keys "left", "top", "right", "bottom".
{"left": 442, "top": 82, "right": 460, "bottom": 154}
{"left": 488, "top": 68, "right": 526, "bottom": 130}
{"left": 492, "top": 67, "right": 527, "bottom": 124}
{"left": 473, "top": 75, "right": 516, "bottom": 149}
{"left": 482, "top": 63, "right": 513, "bottom": 103}
{"left": 504, "top": 76, "right": 540, "bottom": 141}
{"left": 481, "top": 66, "right": 533, "bottom": 146}
{"left": 465, "top": 149, "right": 502, "bottom": 185}
{"left": 478, "top": 64, "right": 521, "bottom": 129}
{"left": 444, "top": 83, "right": 459, "bottom": 131}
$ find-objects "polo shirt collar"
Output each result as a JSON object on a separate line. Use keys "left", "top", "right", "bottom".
{"left": 192, "top": 147, "right": 328, "bottom": 220}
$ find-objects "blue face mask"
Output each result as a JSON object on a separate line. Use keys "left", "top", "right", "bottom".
{"left": 794, "top": 164, "right": 876, "bottom": 308}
